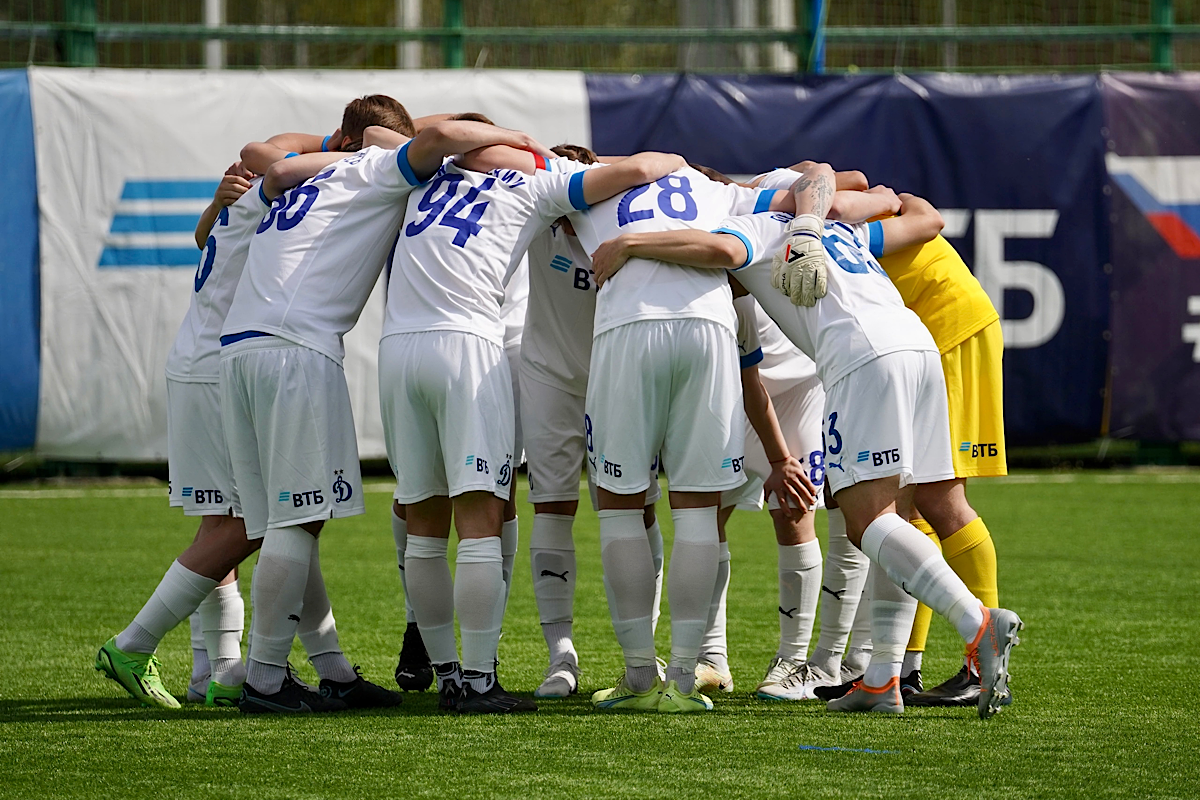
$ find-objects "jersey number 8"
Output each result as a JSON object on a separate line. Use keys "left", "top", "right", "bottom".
{"left": 617, "top": 175, "right": 698, "bottom": 227}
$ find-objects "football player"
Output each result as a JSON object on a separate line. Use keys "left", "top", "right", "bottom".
{"left": 564, "top": 164, "right": 807, "bottom": 713}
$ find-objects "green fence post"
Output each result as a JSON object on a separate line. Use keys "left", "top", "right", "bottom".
{"left": 1152, "top": 0, "right": 1174, "bottom": 71}
{"left": 443, "top": 0, "right": 464, "bottom": 68}
{"left": 795, "top": 0, "right": 814, "bottom": 73}
{"left": 63, "top": 0, "right": 97, "bottom": 66}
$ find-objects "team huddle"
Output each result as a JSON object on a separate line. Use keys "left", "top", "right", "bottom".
{"left": 94, "top": 94, "right": 1023, "bottom": 718}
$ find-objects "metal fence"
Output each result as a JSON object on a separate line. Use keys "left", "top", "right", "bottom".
{"left": 2, "top": 0, "right": 1198, "bottom": 72}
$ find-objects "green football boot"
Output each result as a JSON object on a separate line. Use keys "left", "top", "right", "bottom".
{"left": 658, "top": 680, "right": 714, "bottom": 713}
{"left": 94, "top": 637, "right": 181, "bottom": 709}
{"left": 591, "top": 673, "right": 664, "bottom": 711}
{"left": 205, "top": 680, "right": 244, "bottom": 707}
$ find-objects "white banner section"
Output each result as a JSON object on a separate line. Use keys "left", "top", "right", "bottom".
{"left": 30, "top": 67, "right": 590, "bottom": 460}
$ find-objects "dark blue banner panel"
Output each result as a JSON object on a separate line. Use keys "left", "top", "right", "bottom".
{"left": 0, "top": 69, "right": 39, "bottom": 450}
{"left": 588, "top": 73, "right": 1110, "bottom": 443}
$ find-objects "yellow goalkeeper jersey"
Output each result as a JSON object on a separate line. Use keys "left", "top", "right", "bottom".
{"left": 875, "top": 232, "right": 999, "bottom": 355}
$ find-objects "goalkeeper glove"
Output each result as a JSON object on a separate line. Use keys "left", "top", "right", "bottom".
{"left": 771, "top": 214, "right": 827, "bottom": 307}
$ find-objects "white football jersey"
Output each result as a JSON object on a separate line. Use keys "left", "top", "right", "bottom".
{"left": 383, "top": 162, "right": 588, "bottom": 346}
{"left": 520, "top": 223, "right": 597, "bottom": 396}
{"left": 718, "top": 212, "right": 936, "bottom": 388}
{"left": 166, "top": 180, "right": 268, "bottom": 382}
{"left": 568, "top": 167, "right": 778, "bottom": 337}
{"left": 501, "top": 254, "right": 529, "bottom": 351}
{"left": 222, "top": 144, "right": 424, "bottom": 365}
{"left": 732, "top": 295, "right": 819, "bottom": 393}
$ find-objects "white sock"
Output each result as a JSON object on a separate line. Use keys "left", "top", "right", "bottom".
{"left": 246, "top": 527, "right": 313, "bottom": 694}
{"left": 296, "top": 538, "right": 355, "bottom": 683}
{"left": 646, "top": 518, "right": 665, "bottom": 634}
{"left": 531, "top": 514, "right": 577, "bottom": 664}
{"left": 845, "top": 565, "right": 874, "bottom": 671}
{"left": 598, "top": 509, "right": 657, "bottom": 673}
{"left": 201, "top": 580, "right": 245, "bottom": 686}
{"left": 391, "top": 509, "right": 416, "bottom": 625}
{"left": 864, "top": 557, "right": 917, "bottom": 688}
{"left": 903, "top": 650, "right": 923, "bottom": 675}
{"left": 776, "top": 539, "right": 822, "bottom": 661}
{"left": 699, "top": 541, "right": 731, "bottom": 662}
{"left": 500, "top": 517, "right": 519, "bottom": 613}
{"left": 861, "top": 513, "right": 985, "bottom": 642}
{"left": 667, "top": 507, "right": 720, "bottom": 694}
{"left": 189, "top": 610, "right": 209, "bottom": 682}
{"left": 116, "top": 561, "right": 219, "bottom": 654}
{"left": 455, "top": 537, "right": 506, "bottom": 673}
{"left": 404, "top": 535, "right": 458, "bottom": 666}
{"left": 813, "top": 507, "right": 870, "bottom": 658}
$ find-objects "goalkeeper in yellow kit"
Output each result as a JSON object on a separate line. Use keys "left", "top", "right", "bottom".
{"left": 876, "top": 208, "right": 1007, "bottom": 706}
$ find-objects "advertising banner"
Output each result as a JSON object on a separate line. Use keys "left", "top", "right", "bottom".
{"left": 1102, "top": 73, "right": 1200, "bottom": 441}
{"left": 29, "top": 67, "right": 590, "bottom": 459}
{"left": 588, "top": 73, "right": 1111, "bottom": 442}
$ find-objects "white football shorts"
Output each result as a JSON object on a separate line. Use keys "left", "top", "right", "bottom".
{"left": 520, "top": 370, "right": 661, "bottom": 506}
{"left": 166, "top": 378, "right": 240, "bottom": 517}
{"left": 585, "top": 318, "right": 746, "bottom": 495}
{"left": 721, "top": 374, "right": 826, "bottom": 512}
{"left": 822, "top": 349, "right": 956, "bottom": 495}
{"left": 219, "top": 336, "right": 365, "bottom": 539}
{"left": 380, "top": 331, "right": 515, "bottom": 504}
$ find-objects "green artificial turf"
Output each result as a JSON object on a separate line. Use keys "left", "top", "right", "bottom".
{"left": 1, "top": 472, "right": 1197, "bottom": 799}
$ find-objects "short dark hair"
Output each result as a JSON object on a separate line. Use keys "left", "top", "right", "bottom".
{"left": 340, "top": 95, "right": 415, "bottom": 150}
{"left": 450, "top": 112, "right": 495, "bottom": 125}
{"left": 552, "top": 144, "right": 598, "bottom": 165}
{"left": 688, "top": 163, "right": 733, "bottom": 184}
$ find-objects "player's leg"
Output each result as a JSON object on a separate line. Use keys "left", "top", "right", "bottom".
{"left": 656, "top": 319, "right": 746, "bottom": 713}
{"left": 898, "top": 516, "right": 941, "bottom": 697}
{"left": 435, "top": 331, "right": 530, "bottom": 714}
{"left": 402, "top": 497, "right": 461, "bottom": 709}
{"left": 522, "top": 373, "right": 585, "bottom": 696}
{"left": 229, "top": 339, "right": 371, "bottom": 713}
{"left": 908, "top": 320, "right": 1007, "bottom": 706}
{"left": 587, "top": 324, "right": 665, "bottom": 711}
{"left": 807, "top": 485, "right": 870, "bottom": 680}
{"left": 98, "top": 378, "right": 250, "bottom": 709}
{"left": 696, "top": 503, "right": 738, "bottom": 694}
{"left": 391, "top": 500, "right": 433, "bottom": 692}
{"left": 501, "top": 341, "right": 524, "bottom": 614}
{"left": 828, "top": 352, "right": 1021, "bottom": 718}
{"left": 98, "top": 515, "right": 254, "bottom": 709}
{"left": 381, "top": 331, "right": 460, "bottom": 709}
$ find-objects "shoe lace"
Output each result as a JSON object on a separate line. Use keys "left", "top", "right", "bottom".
{"left": 143, "top": 654, "right": 164, "bottom": 679}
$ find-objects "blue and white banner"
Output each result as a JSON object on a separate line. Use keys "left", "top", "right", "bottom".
{"left": 27, "top": 67, "right": 590, "bottom": 460}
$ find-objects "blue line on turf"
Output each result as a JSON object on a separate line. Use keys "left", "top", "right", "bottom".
{"left": 798, "top": 745, "right": 896, "bottom": 754}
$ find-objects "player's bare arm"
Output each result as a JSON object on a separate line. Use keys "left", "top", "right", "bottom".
{"left": 405, "top": 120, "right": 555, "bottom": 181}
{"left": 877, "top": 193, "right": 945, "bottom": 254}
{"left": 261, "top": 150, "right": 348, "bottom": 200}
{"left": 592, "top": 228, "right": 743, "bottom": 286}
{"left": 193, "top": 161, "right": 253, "bottom": 249}
{"left": 578, "top": 152, "right": 687, "bottom": 206}
{"left": 739, "top": 363, "right": 817, "bottom": 515}
{"left": 829, "top": 184, "right": 903, "bottom": 224}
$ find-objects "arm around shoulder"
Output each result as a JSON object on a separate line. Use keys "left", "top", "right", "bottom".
{"left": 877, "top": 193, "right": 944, "bottom": 255}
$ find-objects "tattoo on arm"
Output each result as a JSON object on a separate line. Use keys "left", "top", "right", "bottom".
{"left": 792, "top": 173, "right": 834, "bottom": 220}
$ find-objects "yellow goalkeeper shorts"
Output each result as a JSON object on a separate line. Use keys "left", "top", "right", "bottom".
{"left": 942, "top": 320, "right": 1007, "bottom": 478}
